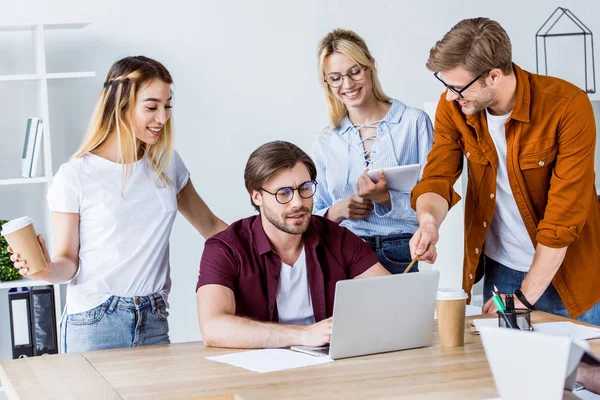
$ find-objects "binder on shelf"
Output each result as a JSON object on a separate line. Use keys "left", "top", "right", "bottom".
{"left": 30, "top": 285, "right": 58, "bottom": 356}
{"left": 8, "top": 287, "right": 33, "bottom": 359}
{"left": 20, "top": 117, "right": 42, "bottom": 178}
{"left": 30, "top": 121, "right": 44, "bottom": 178}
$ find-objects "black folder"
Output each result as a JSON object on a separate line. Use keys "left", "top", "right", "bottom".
{"left": 8, "top": 287, "right": 33, "bottom": 358}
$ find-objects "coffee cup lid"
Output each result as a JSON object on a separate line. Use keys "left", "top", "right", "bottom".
{"left": 1, "top": 216, "right": 33, "bottom": 236}
{"left": 437, "top": 288, "right": 468, "bottom": 300}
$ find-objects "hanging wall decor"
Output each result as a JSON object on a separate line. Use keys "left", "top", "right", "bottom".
{"left": 536, "top": 7, "right": 596, "bottom": 93}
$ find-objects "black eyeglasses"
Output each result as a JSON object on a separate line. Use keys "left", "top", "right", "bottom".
{"left": 324, "top": 65, "right": 368, "bottom": 88}
{"left": 434, "top": 71, "right": 487, "bottom": 98}
{"left": 261, "top": 181, "right": 318, "bottom": 204}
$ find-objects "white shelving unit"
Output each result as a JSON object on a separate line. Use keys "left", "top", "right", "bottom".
{"left": 0, "top": 21, "right": 95, "bottom": 359}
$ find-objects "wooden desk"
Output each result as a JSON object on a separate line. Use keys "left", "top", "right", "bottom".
{"left": 1, "top": 311, "right": 598, "bottom": 400}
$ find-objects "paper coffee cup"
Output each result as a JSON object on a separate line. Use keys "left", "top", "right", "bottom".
{"left": 436, "top": 288, "right": 468, "bottom": 348}
{"left": 1, "top": 216, "right": 47, "bottom": 275}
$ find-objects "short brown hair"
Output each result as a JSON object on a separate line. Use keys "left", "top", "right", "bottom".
{"left": 426, "top": 18, "right": 513, "bottom": 77}
{"left": 244, "top": 141, "right": 317, "bottom": 211}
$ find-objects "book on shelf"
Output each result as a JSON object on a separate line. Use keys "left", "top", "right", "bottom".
{"left": 20, "top": 117, "right": 43, "bottom": 178}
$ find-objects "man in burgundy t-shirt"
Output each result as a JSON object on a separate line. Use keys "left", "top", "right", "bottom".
{"left": 196, "top": 141, "right": 389, "bottom": 349}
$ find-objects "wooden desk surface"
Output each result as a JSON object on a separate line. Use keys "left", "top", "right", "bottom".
{"left": 1, "top": 311, "right": 598, "bottom": 400}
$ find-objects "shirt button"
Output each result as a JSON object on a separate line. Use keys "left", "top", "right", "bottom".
{"left": 469, "top": 273, "right": 473, "bottom": 280}
{"left": 466, "top": 152, "right": 471, "bottom": 158}
{"left": 475, "top": 248, "right": 480, "bottom": 254}
{"left": 490, "top": 193, "right": 495, "bottom": 199}
{"left": 538, "top": 160, "right": 545, "bottom": 166}
{"left": 269, "top": 304, "right": 273, "bottom": 310}
{"left": 483, "top": 221, "right": 487, "bottom": 228}
{"left": 274, "top": 274, "right": 279, "bottom": 280}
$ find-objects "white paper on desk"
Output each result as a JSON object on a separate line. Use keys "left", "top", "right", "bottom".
{"left": 532, "top": 322, "right": 600, "bottom": 341}
{"left": 486, "top": 391, "right": 600, "bottom": 400}
{"left": 473, "top": 318, "right": 498, "bottom": 332}
{"left": 480, "top": 327, "right": 599, "bottom": 400}
{"left": 206, "top": 349, "right": 333, "bottom": 373}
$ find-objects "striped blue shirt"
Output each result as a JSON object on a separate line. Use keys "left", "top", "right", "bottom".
{"left": 311, "top": 99, "right": 433, "bottom": 237}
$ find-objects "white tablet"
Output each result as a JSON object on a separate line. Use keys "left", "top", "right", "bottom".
{"left": 367, "top": 164, "right": 421, "bottom": 192}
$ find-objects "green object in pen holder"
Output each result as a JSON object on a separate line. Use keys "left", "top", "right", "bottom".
{"left": 497, "top": 308, "right": 533, "bottom": 331}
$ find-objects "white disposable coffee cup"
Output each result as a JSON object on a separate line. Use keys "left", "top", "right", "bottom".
{"left": 436, "top": 288, "right": 468, "bottom": 348}
{"left": 1, "top": 216, "right": 47, "bottom": 275}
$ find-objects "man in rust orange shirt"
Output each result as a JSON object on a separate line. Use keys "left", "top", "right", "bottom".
{"left": 410, "top": 17, "right": 600, "bottom": 324}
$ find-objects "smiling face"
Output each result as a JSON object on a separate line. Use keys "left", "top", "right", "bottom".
{"left": 251, "top": 162, "right": 313, "bottom": 235}
{"left": 130, "top": 79, "right": 172, "bottom": 145}
{"left": 323, "top": 52, "right": 374, "bottom": 110}
{"left": 439, "top": 66, "right": 497, "bottom": 115}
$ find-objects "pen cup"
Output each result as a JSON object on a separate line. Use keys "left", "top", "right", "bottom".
{"left": 497, "top": 308, "right": 533, "bottom": 331}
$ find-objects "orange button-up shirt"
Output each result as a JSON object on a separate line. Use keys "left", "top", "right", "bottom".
{"left": 411, "top": 64, "right": 600, "bottom": 318}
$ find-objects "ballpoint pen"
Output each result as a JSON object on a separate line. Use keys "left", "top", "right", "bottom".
{"left": 505, "top": 294, "right": 519, "bottom": 328}
{"left": 491, "top": 288, "right": 519, "bottom": 329}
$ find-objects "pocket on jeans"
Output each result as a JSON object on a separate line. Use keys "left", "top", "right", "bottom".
{"left": 67, "top": 299, "right": 109, "bottom": 326}
{"left": 380, "top": 244, "right": 411, "bottom": 266}
{"left": 156, "top": 301, "right": 170, "bottom": 321}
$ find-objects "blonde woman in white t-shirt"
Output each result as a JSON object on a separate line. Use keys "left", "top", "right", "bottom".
{"left": 7, "top": 56, "right": 227, "bottom": 353}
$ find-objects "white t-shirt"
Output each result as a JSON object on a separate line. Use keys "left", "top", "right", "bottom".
{"left": 483, "top": 110, "right": 535, "bottom": 272}
{"left": 276, "top": 247, "right": 316, "bottom": 325}
{"left": 47, "top": 151, "right": 189, "bottom": 314}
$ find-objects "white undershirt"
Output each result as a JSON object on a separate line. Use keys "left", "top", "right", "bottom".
{"left": 484, "top": 109, "right": 535, "bottom": 272}
{"left": 47, "top": 151, "right": 189, "bottom": 314}
{"left": 276, "top": 247, "right": 316, "bottom": 325}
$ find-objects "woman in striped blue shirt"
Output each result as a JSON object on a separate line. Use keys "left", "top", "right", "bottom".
{"left": 312, "top": 29, "right": 434, "bottom": 274}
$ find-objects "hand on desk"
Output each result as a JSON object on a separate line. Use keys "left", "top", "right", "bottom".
{"left": 300, "top": 317, "right": 332, "bottom": 347}
{"left": 482, "top": 294, "right": 525, "bottom": 314}
{"left": 577, "top": 362, "right": 600, "bottom": 394}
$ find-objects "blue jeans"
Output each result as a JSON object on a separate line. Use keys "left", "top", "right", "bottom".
{"left": 61, "top": 293, "right": 170, "bottom": 353}
{"left": 484, "top": 255, "right": 600, "bottom": 325}
{"left": 361, "top": 233, "right": 417, "bottom": 274}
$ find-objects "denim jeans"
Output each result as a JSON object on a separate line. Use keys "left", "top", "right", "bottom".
{"left": 361, "top": 233, "right": 417, "bottom": 275}
{"left": 483, "top": 255, "right": 600, "bottom": 325}
{"left": 61, "top": 292, "right": 170, "bottom": 353}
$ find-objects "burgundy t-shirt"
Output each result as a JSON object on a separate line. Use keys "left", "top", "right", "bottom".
{"left": 196, "top": 214, "right": 378, "bottom": 322}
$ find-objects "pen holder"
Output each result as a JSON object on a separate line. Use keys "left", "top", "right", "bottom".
{"left": 497, "top": 308, "right": 533, "bottom": 331}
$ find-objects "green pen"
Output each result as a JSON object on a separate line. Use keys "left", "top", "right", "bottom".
{"left": 492, "top": 292, "right": 506, "bottom": 312}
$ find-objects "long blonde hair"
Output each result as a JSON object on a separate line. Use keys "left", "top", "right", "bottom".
{"left": 71, "top": 56, "right": 174, "bottom": 186}
{"left": 317, "top": 29, "right": 390, "bottom": 129}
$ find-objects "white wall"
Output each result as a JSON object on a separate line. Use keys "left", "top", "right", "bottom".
{"left": 1, "top": 0, "right": 599, "bottom": 348}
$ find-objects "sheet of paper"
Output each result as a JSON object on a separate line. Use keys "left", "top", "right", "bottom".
{"left": 486, "top": 391, "right": 600, "bottom": 400}
{"left": 480, "top": 327, "right": 572, "bottom": 400}
{"left": 533, "top": 322, "right": 600, "bottom": 341}
{"left": 574, "top": 389, "right": 600, "bottom": 400}
{"left": 472, "top": 318, "right": 498, "bottom": 332}
{"left": 206, "top": 349, "right": 333, "bottom": 373}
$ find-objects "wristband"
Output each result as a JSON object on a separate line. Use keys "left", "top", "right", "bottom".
{"left": 514, "top": 289, "right": 535, "bottom": 310}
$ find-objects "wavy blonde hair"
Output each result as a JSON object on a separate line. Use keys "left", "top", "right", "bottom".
{"left": 317, "top": 29, "right": 390, "bottom": 129}
{"left": 71, "top": 56, "right": 174, "bottom": 186}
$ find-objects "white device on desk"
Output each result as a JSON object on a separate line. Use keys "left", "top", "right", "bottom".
{"left": 292, "top": 270, "right": 440, "bottom": 360}
{"left": 367, "top": 164, "right": 421, "bottom": 191}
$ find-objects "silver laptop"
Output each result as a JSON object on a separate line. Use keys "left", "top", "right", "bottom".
{"left": 291, "top": 269, "right": 440, "bottom": 360}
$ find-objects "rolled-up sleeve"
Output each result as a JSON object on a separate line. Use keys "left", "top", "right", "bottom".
{"left": 196, "top": 238, "right": 238, "bottom": 292}
{"left": 411, "top": 94, "right": 464, "bottom": 211}
{"left": 376, "top": 111, "right": 434, "bottom": 219}
{"left": 536, "top": 91, "right": 597, "bottom": 248}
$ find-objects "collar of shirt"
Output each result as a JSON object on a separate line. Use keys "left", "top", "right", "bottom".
{"left": 466, "top": 63, "right": 531, "bottom": 128}
{"left": 333, "top": 99, "right": 407, "bottom": 136}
